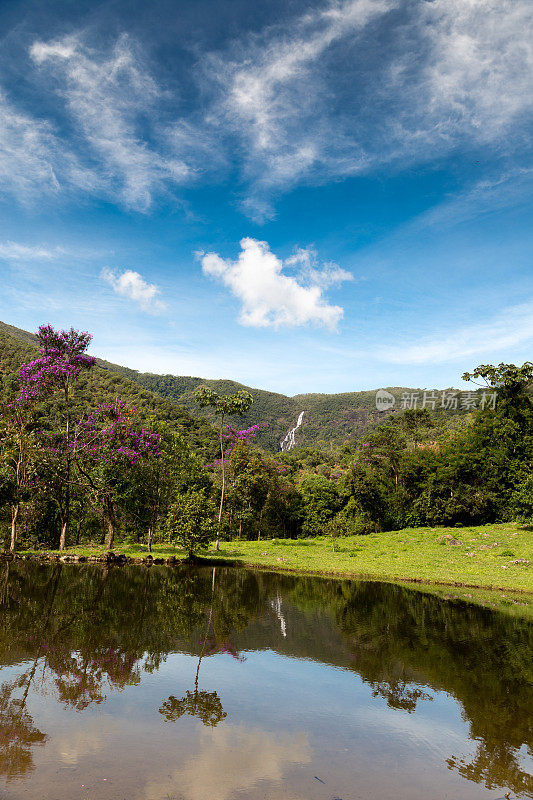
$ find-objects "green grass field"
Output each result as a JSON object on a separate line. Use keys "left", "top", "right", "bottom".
{"left": 22, "top": 522, "right": 531, "bottom": 597}
{"left": 214, "top": 523, "right": 533, "bottom": 590}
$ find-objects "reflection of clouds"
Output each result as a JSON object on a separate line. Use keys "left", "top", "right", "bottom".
{"left": 144, "top": 724, "right": 311, "bottom": 800}
{"left": 54, "top": 717, "right": 118, "bottom": 765}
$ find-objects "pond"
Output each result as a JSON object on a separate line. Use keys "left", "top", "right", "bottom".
{"left": 0, "top": 562, "right": 531, "bottom": 800}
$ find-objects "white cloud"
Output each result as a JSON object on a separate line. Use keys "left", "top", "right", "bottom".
{"left": 419, "top": 0, "right": 533, "bottom": 143}
{"left": 380, "top": 301, "right": 533, "bottom": 365}
{"left": 200, "top": 237, "right": 349, "bottom": 330}
{"left": 207, "top": 0, "right": 532, "bottom": 217}
{"left": 286, "top": 246, "right": 353, "bottom": 289}
{"left": 143, "top": 724, "right": 311, "bottom": 800}
{"left": 0, "top": 90, "right": 94, "bottom": 202}
{"left": 0, "top": 0, "right": 530, "bottom": 217}
{"left": 209, "top": 0, "right": 393, "bottom": 217}
{"left": 30, "top": 34, "right": 191, "bottom": 210}
{"left": 0, "top": 241, "right": 65, "bottom": 260}
{"left": 101, "top": 268, "right": 166, "bottom": 313}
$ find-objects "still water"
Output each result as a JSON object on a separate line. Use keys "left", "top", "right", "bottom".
{"left": 0, "top": 562, "right": 531, "bottom": 800}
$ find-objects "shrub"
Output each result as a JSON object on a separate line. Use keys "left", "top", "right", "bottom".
{"left": 166, "top": 490, "right": 216, "bottom": 559}
{"left": 510, "top": 475, "right": 533, "bottom": 523}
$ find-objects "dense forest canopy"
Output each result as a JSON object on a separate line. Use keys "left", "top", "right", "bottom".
{"left": 1, "top": 321, "right": 533, "bottom": 552}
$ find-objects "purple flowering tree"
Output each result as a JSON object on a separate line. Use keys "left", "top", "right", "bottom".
{"left": 72, "top": 401, "right": 161, "bottom": 550}
{"left": 16, "top": 325, "right": 96, "bottom": 549}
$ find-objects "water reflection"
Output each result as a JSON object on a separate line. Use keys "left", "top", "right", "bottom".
{"left": 0, "top": 560, "right": 531, "bottom": 798}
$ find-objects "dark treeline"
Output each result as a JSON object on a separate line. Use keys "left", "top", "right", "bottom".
{"left": 0, "top": 562, "right": 531, "bottom": 794}
{"left": 1, "top": 324, "right": 533, "bottom": 553}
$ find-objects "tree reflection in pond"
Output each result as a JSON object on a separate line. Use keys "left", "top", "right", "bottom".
{"left": 159, "top": 567, "right": 228, "bottom": 727}
{"left": 0, "top": 676, "right": 46, "bottom": 780}
{"left": 0, "top": 560, "right": 530, "bottom": 798}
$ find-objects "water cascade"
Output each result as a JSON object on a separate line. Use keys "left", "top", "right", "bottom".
{"left": 280, "top": 411, "right": 305, "bottom": 452}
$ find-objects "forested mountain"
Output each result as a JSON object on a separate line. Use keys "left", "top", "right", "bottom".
{"left": 98, "top": 366, "right": 461, "bottom": 451}
{"left": 2, "top": 320, "right": 532, "bottom": 552}
{"left": 0, "top": 320, "right": 464, "bottom": 451}
{"left": 0, "top": 321, "right": 218, "bottom": 458}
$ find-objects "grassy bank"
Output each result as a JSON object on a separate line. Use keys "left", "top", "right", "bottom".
{"left": 20, "top": 522, "right": 532, "bottom": 592}
{"left": 214, "top": 523, "right": 533, "bottom": 590}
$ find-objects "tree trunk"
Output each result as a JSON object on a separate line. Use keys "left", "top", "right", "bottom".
{"left": 216, "top": 414, "right": 225, "bottom": 552}
{"left": 1, "top": 562, "right": 9, "bottom": 605}
{"left": 59, "top": 519, "right": 67, "bottom": 551}
{"left": 60, "top": 386, "right": 71, "bottom": 551}
{"left": 147, "top": 526, "right": 153, "bottom": 553}
{"left": 104, "top": 500, "right": 116, "bottom": 551}
{"left": 10, "top": 503, "right": 19, "bottom": 553}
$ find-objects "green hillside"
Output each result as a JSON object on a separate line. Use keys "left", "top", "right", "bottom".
{"left": 0, "top": 320, "right": 463, "bottom": 451}
{"left": 95, "top": 367, "right": 460, "bottom": 451}
{"left": 0, "top": 322, "right": 218, "bottom": 458}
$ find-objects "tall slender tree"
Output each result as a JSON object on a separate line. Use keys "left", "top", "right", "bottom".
{"left": 193, "top": 387, "right": 254, "bottom": 550}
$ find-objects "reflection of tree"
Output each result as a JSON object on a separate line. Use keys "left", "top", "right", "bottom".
{"left": 159, "top": 690, "right": 226, "bottom": 727}
{"left": 371, "top": 680, "right": 433, "bottom": 713}
{"left": 447, "top": 743, "right": 533, "bottom": 797}
{"left": 1, "top": 561, "right": 530, "bottom": 799}
{"left": 0, "top": 562, "right": 260, "bottom": 767}
{"left": 0, "top": 677, "right": 46, "bottom": 780}
{"left": 159, "top": 568, "right": 227, "bottom": 728}
{"left": 285, "top": 575, "right": 533, "bottom": 799}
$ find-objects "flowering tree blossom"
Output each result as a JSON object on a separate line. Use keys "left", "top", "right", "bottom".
{"left": 14, "top": 325, "right": 96, "bottom": 549}
{"left": 71, "top": 400, "right": 161, "bottom": 550}
{"left": 206, "top": 423, "right": 267, "bottom": 467}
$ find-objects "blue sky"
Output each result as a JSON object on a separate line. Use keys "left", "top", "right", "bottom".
{"left": 0, "top": 0, "right": 531, "bottom": 394}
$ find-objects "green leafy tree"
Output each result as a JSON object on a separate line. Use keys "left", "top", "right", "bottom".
{"left": 298, "top": 474, "right": 344, "bottom": 536}
{"left": 123, "top": 424, "right": 210, "bottom": 552}
{"left": 166, "top": 489, "right": 216, "bottom": 560}
{"left": 193, "top": 387, "right": 254, "bottom": 549}
{"left": 510, "top": 475, "right": 533, "bottom": 523}
{"left": 462, "top": 361, "right": 533, "bottom": 414}
{"left": 0, "top": 376, "right": 40, "bottom": 552}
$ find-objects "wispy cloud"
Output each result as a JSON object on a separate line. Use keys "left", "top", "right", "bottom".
{"left": 101, "top": 267, "right": 166, "bottom": 313}
{"left": 380, "top": 301, "right": 533, "bottom": 365}
{"left": 1, "top": 0, "right": 531, "bottom": 217}
{"left": 29, "top": 34, "right": 191, "bottom": 211}
{"left": 207, "top": 0, "right": 533, "bottom": 218}
{"left": 0, "top": 90, "right": 93, "bottom": 203}
{"left": 286, "top": 246, "right": 353, "bottom": 289}
{"left": 208, "top": 0, "right": 394, "bottom": 218}
{"left": 0, "top": 241, "right": 66, "bottom": 260}
{"left": 200, "top": 237, "right": 349, "bottom": 329}
{"left": 419, "top": 0, "right": 533, "bottom": 143}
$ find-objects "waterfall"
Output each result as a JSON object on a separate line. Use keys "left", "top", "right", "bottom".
{"left": 280, "top": 411, "right": 305, "bottom": 452}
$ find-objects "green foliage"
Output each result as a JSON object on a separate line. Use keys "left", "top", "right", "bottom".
{"left": 159, "top": 690, "right": 226, "bottom": 726}
{"left": 2, "top": 320, "right": 533, "bottom": 552}
{"left": 166, "top": 490, "right": 216, "bottom": 558}
{"left": 193, "top": 386, "right": 254, "bottom": 418}
{"left": 299, "top": 475, "right": 343, "bottom": 536}
{"left": 510, "top": 475, "right": 533, "bottom": 523}
{"left": 0, "top": 561, "right": 531, "bottom": 793}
